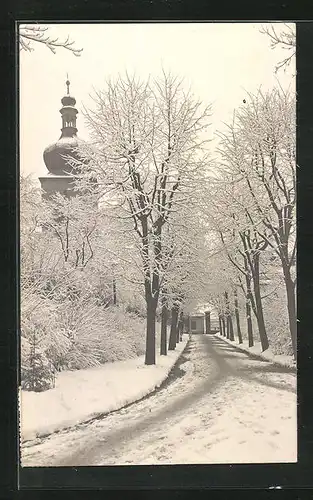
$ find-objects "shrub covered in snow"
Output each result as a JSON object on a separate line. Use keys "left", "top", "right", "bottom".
{"left": 21, "top": 289, "right": 148, "bottom": 391}
{"left": 97, "top": 309, "right": 146, "bottom": 363}
{"left": 229, "top": 282, "right": 293, "bottom": 356}
{"left": 20, "top": 175, "right": 149, "bottom": 391}
{"left": 263, "top": 286, "right": 293, "bottom": 356}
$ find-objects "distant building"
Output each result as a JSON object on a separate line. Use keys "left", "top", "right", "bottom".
{"left": 39, "top": 78, "right": 84, "bottom": 200}
{"left": 190, "top": 314, "right": 205, "bottom": 334}
{"left": 185, "top": 305, "right": 220, "bottom": 335}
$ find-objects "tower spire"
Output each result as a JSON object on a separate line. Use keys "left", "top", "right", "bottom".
{"left": 60, "top": 77, "right": 78, "bottom": 137}
{"left": 66, "top": 73, "right": 70, "bottom": 95}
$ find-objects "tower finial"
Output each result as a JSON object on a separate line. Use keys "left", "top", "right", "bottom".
{"left": 66, "top": 74, "right": 70, "bottom": 95}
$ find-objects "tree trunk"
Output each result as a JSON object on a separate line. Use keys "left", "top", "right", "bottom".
{"left": 252, "top": 254, "right": 269, "bottom": 351}
{"left": 244, "top": 272, "right": 254, "bottom": 347}
{"left": 246, "top": 297, "right": 254, "bottom": 347}
{"left": 177, "top": 311, "right": 183, "bottom": 342}
{"left": 169, "top": 304, "right": 179, "bottom": 350}
{"left": 142, "top": 216, "right": 160, "bottom": 366}
{"left": 179, "top": 312, "right": 184, "bottom": 341}
{"left": 187, "top": 314, "right": 191, "bottom": 335}
{"left": 145, "top": 295, "right": 157, "bottom": 365}
{"left": 160, "top": 296, "right": 168, "bottom": 356}
{"left": 228, "top": 313, "right": 234, "bottom": 341}
{"left": 176, "top": 311, "right": 183, "bottom": 344}
{"left": 282, "top": 264, "right": 297, "bottom": 360}
{"left": 205, "top": 311, "right": 211, "bottom": 334}
{"left": 221, "top": 316, "right": 226, "bottom": 337}
{"left": 112, "top": 277, "right": 117, "bottom": 305}
{"left": 176, "top": 319, "right": 180, "bottom": 343}
{"left": 218, "top": 315, "right": 223, "bottom": 335}
{"left": 224, "top": 291, "right": 234, "bottom": 341}
{"left": 234, "top": 289, "right": 243, "bottom": 344}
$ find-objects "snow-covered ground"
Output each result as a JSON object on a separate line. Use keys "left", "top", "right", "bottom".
{"left": 20, "top": 337, "right": 187, "bottom": 442}
{"left": 215, "top": 332, "right": 296, "bottom": 369}
{"left": 21, "top": 334, "right": 297, "bottom": 466}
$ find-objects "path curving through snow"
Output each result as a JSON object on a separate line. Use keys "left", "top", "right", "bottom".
{"left": 21, "top": 335, "right": 297, "bottom": 466}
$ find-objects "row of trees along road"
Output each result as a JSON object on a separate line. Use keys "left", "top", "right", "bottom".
{"left": 71, "top": 73, "right": 212, "bottom": 365}
{"left": 204, "top": 87, "right": 296, "bottom": 359}
{"left": 204, "top": 24, "right": 296, "bottom": 359}
{"left": 66, "top": 76, "right": 296, "bottom": 364}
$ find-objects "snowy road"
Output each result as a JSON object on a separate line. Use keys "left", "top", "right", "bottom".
{"left": 21, "top": 335, "right": 297, "bottom": 466}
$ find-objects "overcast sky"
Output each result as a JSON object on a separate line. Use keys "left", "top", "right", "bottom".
{"left": 20, "top": 22, "right": 295, "bottom": 181}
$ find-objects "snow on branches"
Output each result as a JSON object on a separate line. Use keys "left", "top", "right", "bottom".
{"left": 19, "top": 24, "right": 83, "bottom": 56}
{"left": 73, "top": 72, "right": 213, "bottom": 365}
{"left": 211, "top": 87, "right": 296, "bottom": 357}
{"left": 260, "top": 23, "right": 296, "bottom": 73}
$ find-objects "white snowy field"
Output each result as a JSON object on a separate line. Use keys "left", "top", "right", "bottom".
{"left": 215, "top": 332, "right": 296, "bottom": 369}
{"left": 21, "top": 334, "right": 297, "bottom": 466}
{"left": 20, "top": 337, "right": 187, "bottom": 442}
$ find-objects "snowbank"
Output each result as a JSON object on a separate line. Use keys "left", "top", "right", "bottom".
{"left": 215, "top": 333, "right": 296, "bottom": 370}
{"left": 21, "top": 335, "right": 297, "bottom": 467}
{"left": 20, "top": 337, "right": 188, "bottom": 442}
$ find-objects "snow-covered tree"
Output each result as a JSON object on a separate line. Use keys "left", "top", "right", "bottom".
{"left": 155, "top": 195, "right": 215, "bottom": 352}
{"left": 43, "top": 192, "right": 99, "bottom": 270}
{"left": 20, "top": 174, "right": 153, "bottom": 390}
{"left": 21, "top": 318, "right": 55, "bottom": 392}
{"left": 20, "top": 175, "right": 60, "bottom": 315}
{"left": 204, "top": 174, "right": 270, "bottom": 350}
{"left": 217, "top": 87, "right": 296, "bottom": 358}
{"left": 73, "top": 72, "right": 212, "bottom": 365}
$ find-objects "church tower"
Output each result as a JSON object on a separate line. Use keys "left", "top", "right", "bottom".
{"left": 39, "top": 78, "right": 83, "bottom": 199}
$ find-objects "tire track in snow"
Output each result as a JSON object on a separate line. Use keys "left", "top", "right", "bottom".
{"left": 21, "top": 335, "right": 296, "bottom": 466}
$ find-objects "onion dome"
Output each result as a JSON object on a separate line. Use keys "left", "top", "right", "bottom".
{"left": 43, "top": 136, "right": 81, "bottom": 175}
{"left": 43, "top": 77, "right": 83, "bottom": 176}
{"left": 61, "top": 94, "right": 76, "bottom": 107}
